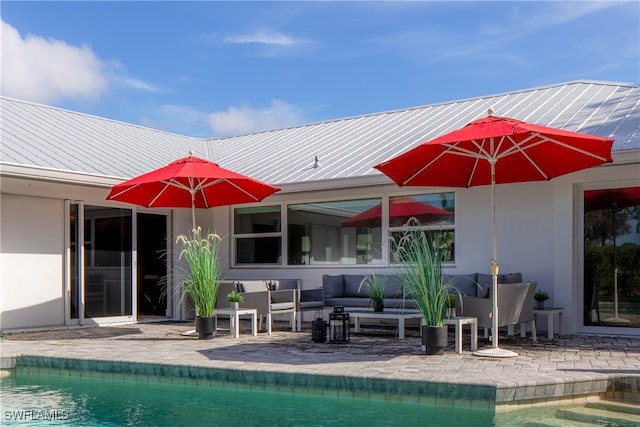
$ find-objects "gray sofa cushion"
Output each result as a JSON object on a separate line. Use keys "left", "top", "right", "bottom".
{"left": 383, "top": 275, "right": 404, "bottom": 298}
{"left": 324, "top": 297, "right": 370, "bottom": 308}
{"left": 344, "top": 274, "right": 366, "bottom": 297}
{"left": 444, "top": 273, "right": 478, "bottom": 297}
{"left": 477, "top": 273, "right": 493, "bottom": 286}
{"left": 322, "top": 275, "right": 344, "bottom": 298}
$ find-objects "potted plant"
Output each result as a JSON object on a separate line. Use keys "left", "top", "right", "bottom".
{"left": 534, "top": 290, "right": 550, "bottom": 309}
{"left": 176, "top": 227, "right": 223, "bottom": 340}
{"left": 358, "top": 273, "right": 386, "bottom": 312}
{"left": 227, "top": 291, "right": 244, "bottom": 310}
{"left": 394, "top": 223, "right": 458, "bottom": 355}
{"left": 445, "top": 295, "right": 457, "bottom": 318}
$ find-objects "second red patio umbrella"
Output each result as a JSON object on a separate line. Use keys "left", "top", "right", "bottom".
{"left": 107, "top": 153, "right": 280, "bottom": 228}
{"left": 375, "top": 113, "right": 614, "bottom": 357}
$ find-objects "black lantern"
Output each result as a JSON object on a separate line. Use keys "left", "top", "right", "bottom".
{"left": 329, "top": 306, "right": 350, "bottom": 343}
{"left": 311, "top": 318, "right": 328, "bottom": 343}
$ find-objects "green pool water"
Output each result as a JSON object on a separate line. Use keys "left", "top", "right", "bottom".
{"left": 1, "top": 369, "right": 493, "bottom": 426}
{"left": 2, "top": 369, "right": 635, "bottom": 426}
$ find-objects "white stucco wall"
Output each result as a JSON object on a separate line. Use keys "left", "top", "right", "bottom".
{"left": 1, "top": 158, "right": 637, "bottom": 334}
{"left": 1, "top": 193, "right": 65, "bottom": 330}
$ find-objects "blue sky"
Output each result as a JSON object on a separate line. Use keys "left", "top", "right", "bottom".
{"left": 2, "top": 1, "right": 638, "bottom": 138}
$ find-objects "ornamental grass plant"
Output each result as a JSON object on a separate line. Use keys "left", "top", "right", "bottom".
{"left": 358, "top": 273, "right": 386, "bottom": 302}
{"left": 175, "top": 227, "right": 223, "bottom": 318}
{"left": 394, "top": 220, "right": 457, "bottom": 327}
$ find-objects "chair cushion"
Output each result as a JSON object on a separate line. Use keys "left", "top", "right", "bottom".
{"left": 344, "top": 274, "right": 366, "bottom": 297}
{"left": 273, "top": 279, "right": 298, "bottom": 290}
{"left": 271, "top": 302, "right": 295, "bottom": 311}
{"left": 322, "top": 275, "right": 344, "bottom": 298}
{"left": 299, "top": 300, "right": 324, "bottom": 310}
{"left": 238, "top": 280, "right": 268, "bottom": 293}
{"left": 499, "top": 273, "right": 523, "bottom": 284}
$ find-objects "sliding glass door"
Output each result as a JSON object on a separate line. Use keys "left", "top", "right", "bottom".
{"left": 584, "top": 187, "right": 640, "bottom": 328}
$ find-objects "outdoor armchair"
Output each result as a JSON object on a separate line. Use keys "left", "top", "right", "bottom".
{"left": 234, "top": 280, "right": 297, "bottom": 334}
{"left": 458, "top": 281, "right": 537, "bottom": 342}
{"left": 270, "top": 279, "right": 324, "bottom": 331}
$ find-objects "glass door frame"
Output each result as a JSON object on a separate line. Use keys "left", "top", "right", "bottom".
{"left": 578, "top": 182, "right": 640, "bottom": 336}
{"left": 65, "top": 201, "right": 139, "bottom": 326}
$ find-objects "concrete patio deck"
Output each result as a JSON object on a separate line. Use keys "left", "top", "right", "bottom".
{"left": 1, "top": 320, "right": 639, "bottom": 412}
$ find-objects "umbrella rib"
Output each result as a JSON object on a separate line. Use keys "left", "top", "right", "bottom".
{"left": 198, "top": 178, "right": 261, "bottom": 204}
{"left": 403, "top": 143, "right": 486, "bottom": 186}
{"left": 108, "top": 184, "right": 139, "bottom": 200}
{"left": 498, "top": 135, "right": 550, "bottom": 180}
{"left": 402, "top": 150, "right": 451, "bottom": 185}
{"left": 148, "top": 180, "right": 186, "bottom": 207}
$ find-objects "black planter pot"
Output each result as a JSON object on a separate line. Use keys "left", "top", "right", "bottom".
{"left": 372, "top": 299, "right": 384, "bottom": 312}
{"left": 422, "top": 325, "right": 447, "bottom": 355}
{"left": 196, "top": 316, "right": 217, "bottom": 340}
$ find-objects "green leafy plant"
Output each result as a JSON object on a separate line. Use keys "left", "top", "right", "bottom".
{"left": 175, "top": 227, "right": 223, "bottom": 318}
{"left": 394, "top": 221, "right": 458, "bottom": 327}
{"left": 227, "top": 290, "right": 244, "bottom": 303}
{"left": 534, "top": 290, "right": 550, "bottom": 302}
{"left": 358, "top": 273, "right": 386, "bottom": 302}
{"left": 445, "top": 295, "right": 457, "bottom": 308}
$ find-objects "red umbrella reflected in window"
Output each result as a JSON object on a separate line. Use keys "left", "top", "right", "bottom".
{"left": 342, "top": 196, "right": 453, "bottom": 228}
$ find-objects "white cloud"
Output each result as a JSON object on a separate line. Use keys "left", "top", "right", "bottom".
{"left": 208, "top": 100, "right": 306, "bottom": 136}
{"left": 0, "top": 19, "right": 108, "bottom": 104}
{"left": 224, "top": 31, "right": 305, "bottom": 46}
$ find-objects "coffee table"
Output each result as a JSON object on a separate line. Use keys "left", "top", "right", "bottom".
{"left": 348, "top": 310, "right": 422, "bottom": 339}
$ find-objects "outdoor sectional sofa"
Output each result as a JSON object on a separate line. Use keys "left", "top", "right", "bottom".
{"left": 321, "top": 272, "right": 537, "bottom": 338}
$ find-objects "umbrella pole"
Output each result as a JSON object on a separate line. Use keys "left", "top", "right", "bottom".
{"left": 191, "top": 191, "right": 196, "bottom": 229}
{"left": 474, "top": 159, "right": 518, "bottom": 358}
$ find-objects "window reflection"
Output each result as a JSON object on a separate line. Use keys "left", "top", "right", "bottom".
{"left": 288, "top": 198, "right": 382, "bottom": 265}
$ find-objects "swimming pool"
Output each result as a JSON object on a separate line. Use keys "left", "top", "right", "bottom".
{"left": 2, "top": 368, "right": 494, "bottom": 426}
{"left": 4, "top": 367, "right": 636, "bottom": 426}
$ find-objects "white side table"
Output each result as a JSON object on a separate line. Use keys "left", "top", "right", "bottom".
{"left": 533, "top": 307, "right": 564, "bottom": 339}
{"left": 213, "top": 308, "right": 258, "bottom": 339}
{"left": 443, "top": 316, "right": 478, "bottom": 354}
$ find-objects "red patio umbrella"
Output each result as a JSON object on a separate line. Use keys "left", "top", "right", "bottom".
{"left": 374, "top": 113, "right": 614, "bottom": 357}
{"left": 107, "top": 153, "right": 280, "bottom": 228}
{"left": 342, "top": 196, "right": 453, "bottom": 228}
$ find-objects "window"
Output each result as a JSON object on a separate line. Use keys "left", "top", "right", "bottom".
{"left": 232, "top": 193, "right": 456, "bottom": 267}
{"left": 388, "top": 193, "right": 456, "bottom": 263}
{"left": 288, "top": 198, "right": 382, "bottom": 265}
{"left": 234, "top": 205, "right": 282, "bottom": 264}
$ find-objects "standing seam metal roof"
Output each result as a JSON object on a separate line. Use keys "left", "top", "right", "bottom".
{"left": 1, "top": 80, "right": 638, "bottom": 186}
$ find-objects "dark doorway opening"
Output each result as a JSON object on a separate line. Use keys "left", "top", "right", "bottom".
{"left": 137, "top": 213, "right": 168, "bottom": 316}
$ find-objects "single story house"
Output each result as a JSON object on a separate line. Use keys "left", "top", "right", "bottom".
{"left": 1, "top": 80, "right": 639, "bottom": 336}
